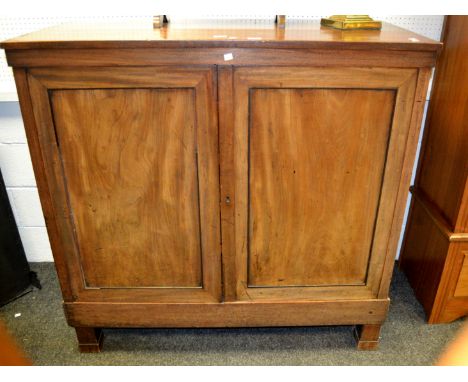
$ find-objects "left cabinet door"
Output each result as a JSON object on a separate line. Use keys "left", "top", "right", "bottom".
{"left": 25, "top": 66, "right": 221, "bottom": 303}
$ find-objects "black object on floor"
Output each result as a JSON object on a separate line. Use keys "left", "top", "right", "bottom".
{"left": 0, "top": 168, "right": 41, "bottom": 306}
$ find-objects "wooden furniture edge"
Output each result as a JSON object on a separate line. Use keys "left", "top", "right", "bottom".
{"left": 376, "top": 67, "right": 433, "bottom": 299}
{"left": 75, "top": 327, "right": 104, "bottom": 353}
{"left": 0, "top": 35, "right": 442, "bottom": 52}
{"left": 401, "top": 188, "right": 468, "bottom": 324}
{"left": 353, "top": 324, "right": 382, "bottom": 350}
{"left": 411, "top": 187, "right": 468, "bottom": 242}
{"left": 64, "top": 299, "right": 390, "bottom": 327}
{"left": 429, "top": 242, "right": 468, "bottom": 324}
{"left": 3, "top": 48, "right": 438, "bottom": 68}
{"left": 12, "top": 68, "right": 75, "bottom": 301}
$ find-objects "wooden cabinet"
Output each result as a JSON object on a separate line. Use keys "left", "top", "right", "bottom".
{"left": 399, "top": 16, "right": 468, "bottom": 323}
{"left": 1, "top": 21, "right": 441, "bottom": 352}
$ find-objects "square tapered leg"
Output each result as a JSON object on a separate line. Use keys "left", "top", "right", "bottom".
{"left": 74, "top": 327, "right": 104, "bottom": 353}
{"left": 354, "top": 324, "right": 381, "bottom": 350}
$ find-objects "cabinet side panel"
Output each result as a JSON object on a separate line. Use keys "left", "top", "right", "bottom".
{"left": 454, "top": 252, "right": 468, "bottom": 297}
{"left": 399, "top": 198, "right": 450, "bottom": 316}
{"left": 51, "top": 88, "right": 202, "bottom": 288}
{"left": 248, "top": 88, "right": 395, "bottom": 287}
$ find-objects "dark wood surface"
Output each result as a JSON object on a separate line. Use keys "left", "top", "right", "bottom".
{"left": 415, "top": 16, "right": 468, "bottom": 232}
{"left": 400, "top": 16, "right": 468, "bottom": 323}
{"left": 74, "top": 327, "right": 103, "bottom": 353}
{"left": 400, "top": 196, "right": 450, "bottom": 315}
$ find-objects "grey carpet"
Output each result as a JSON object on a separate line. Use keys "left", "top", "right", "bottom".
{"left": 0, "top": 262, "right": 465, "bottom": 365}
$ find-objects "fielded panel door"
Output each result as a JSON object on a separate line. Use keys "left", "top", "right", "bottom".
{"left": 26, "top": 66, "right": 221, "bottom": 303}
{"left": 220, "top": 66, "right": 418, "bottom": 302}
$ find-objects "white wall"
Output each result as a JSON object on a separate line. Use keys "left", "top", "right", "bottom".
{"left": 0, "top": 16, "right": 444, "bottom": 262}
{"left": 0, "top": 102, "right": 53, "bottom": 261}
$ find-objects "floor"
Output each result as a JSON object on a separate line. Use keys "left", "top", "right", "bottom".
{"left": 0, "top": 262, "right": 465, "bottom": 365}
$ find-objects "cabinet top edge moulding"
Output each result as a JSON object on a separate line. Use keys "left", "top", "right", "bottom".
{"left": 0, "top": 21, "right": 442, "bottom": 69}
{"left": 0, "top": 20, "right": 442, "bottom": 52}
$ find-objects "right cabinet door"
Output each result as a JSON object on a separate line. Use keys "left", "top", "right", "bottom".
{"left": 221, "top": 66, "right": 418, "bottom": 302}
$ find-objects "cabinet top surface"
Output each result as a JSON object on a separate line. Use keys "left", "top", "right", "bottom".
{"left": 0, "top": 20, "right": 441, "bottom": 51}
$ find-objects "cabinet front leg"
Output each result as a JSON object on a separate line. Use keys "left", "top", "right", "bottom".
{"left": 353, "top": 324, "right": 382, "bottom": 350}
{"left": 74, "top": 327, "right": 104, "bottom": 353}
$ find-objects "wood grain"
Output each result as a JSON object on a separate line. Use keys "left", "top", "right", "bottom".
{"left": 2, "top": 21, "right": 437, "bottom": 349}
{"left": 218, "top": 66, "right": 236, "bottom": 302}
{"left": 26, "top": 66, "right": 221, "bottom": 302}
{"left": 226, "top": 66, "right": 418, "bottom": 302}
{"left": 74, "top": 327, "right": 103, "bottom": 353}
{"left": 410, "top": 187, "right": 468, "bottom": 242}
{"left": 354, "top": 324, "right": 382, "bottom": 350}
{"left": 399, "top": 16, "right": 468, "bottom": 324}
{"left": 0, "top": 21, "right": 441, "bottom": 51}
{"left": 248, "top": 88, "right": 394, "bottom": 287}
{"left": 416, "top": 16, "right": 468, "bottom": 232}
{"left": 454, "top": 252, "right": 468, "bottom": 297}
{"left": 4, "top": 48, "right": 438, "bottom": 69}
{"left": 374, "top": 67, "right": 432, "bottom": 299}
{"left": 64, "top": 299, "right": 390, "bottom": 328}
{"left": 431, "top": 243, "right": 468, "bottom": 323}
{"left": 12, "top": 69, "right": 74, "bottom": 301}
{"left": 399, "top": 197, "right": 450, "bottom": 315}
{"left": 51, "top": 88, "right": 202, "bottom": 288}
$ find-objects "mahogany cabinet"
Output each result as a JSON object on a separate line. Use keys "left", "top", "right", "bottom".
{"left": 399, "top": 16, "right": 468, "bottom": 324}
{"left": 0, "top": 21, "right": 441, "bottom": 352}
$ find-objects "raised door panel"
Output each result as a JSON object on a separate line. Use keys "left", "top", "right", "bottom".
{"left": 51, "top": 88, "right": 202, "bottom": 288}
{"left": 249, "top": 88, "right": 394, "bottom": 287}
{"left": 27, "top": 67, "right": 221, "bottom": 303}
{"left": 222, "top": 66, "right": 418, "bottom": 301}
